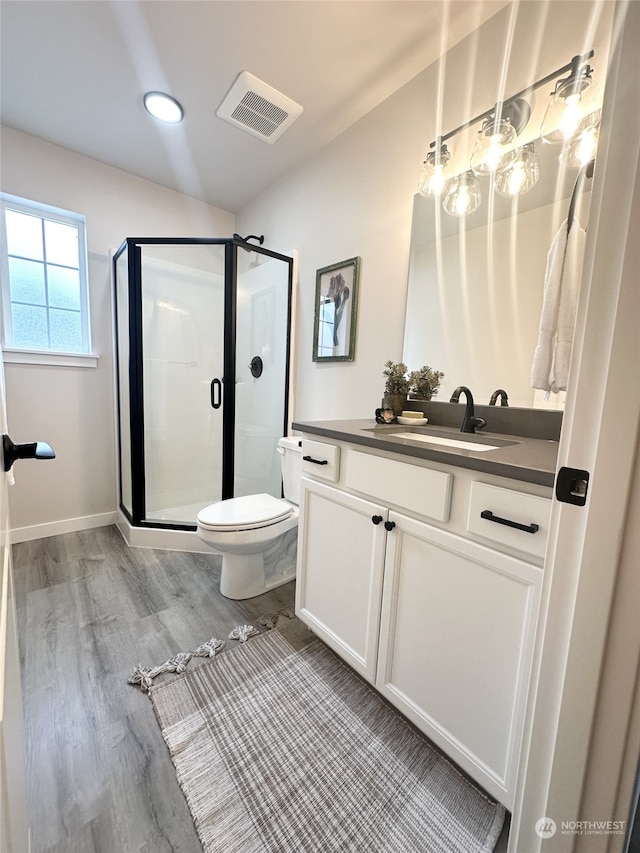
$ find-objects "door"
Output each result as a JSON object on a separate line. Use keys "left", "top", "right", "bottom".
{"left": 139, "top": 241, "right": 228, "bottom": 525}
{"left": 233, "top": 245, "right": 293, "bottom": 499}
{"left": 295, "top": 477, "right": 387, "bottom": 682}
{"left": 0, "top": 346, "right": 30, "bottom": 851}
{"left": 376, "top": 511, "right": 541, "bottom": 808}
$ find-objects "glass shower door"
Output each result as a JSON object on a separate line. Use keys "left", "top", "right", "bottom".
{"left": 233, "top": 246, "right": 292, "bottom": 499}
{"left": 140, "top": 242, "right": 227, "bottom": 525}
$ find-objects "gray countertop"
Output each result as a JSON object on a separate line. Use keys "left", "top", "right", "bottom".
{"left": 291, "top": 418, "right": 559, "bottom": 487}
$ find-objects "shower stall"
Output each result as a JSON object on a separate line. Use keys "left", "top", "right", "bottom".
{"left": 113, "top": 236, "right": 293, "bottom": 531}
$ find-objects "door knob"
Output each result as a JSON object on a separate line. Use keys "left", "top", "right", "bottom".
{"left": 2, "top": 434, "right": 56, "bottom": 472}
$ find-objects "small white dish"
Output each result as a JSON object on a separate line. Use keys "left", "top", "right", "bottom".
{"left": 397, "top": 416, "right": 428, "bottom": 425}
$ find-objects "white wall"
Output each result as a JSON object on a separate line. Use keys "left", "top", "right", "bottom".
{"left": 0, "top": 127, "right": 234, "bottom": 535}
{"left": 236, "top": 1, "right": 612, "bottom": 423}
{"left": 0, "top": 1, "right": 612, "bottom": 531}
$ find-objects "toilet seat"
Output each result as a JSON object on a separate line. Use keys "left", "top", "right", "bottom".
{"left": 197, "top": 493, "right": 293, "bottom": 532}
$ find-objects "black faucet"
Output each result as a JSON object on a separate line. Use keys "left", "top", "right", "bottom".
{"left": 489, "top": 389, "right": 509, "bottom": 407}
{"left": 449, "top": 386, "right": 487, "bottom": 433}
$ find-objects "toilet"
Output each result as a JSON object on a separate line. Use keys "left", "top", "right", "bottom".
{"left": 196, "top": 436, "right": 302, "bottom": 599}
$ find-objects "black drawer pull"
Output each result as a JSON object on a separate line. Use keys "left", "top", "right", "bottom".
{"left": 371, "top": 515, "right": 383, "bottom": 525}
{"left": 480, "top": 510, "right": 539, "bottom": 534}
{"left": 303, "top": 455, "right": 328, "bottom": 466}
{"left": 384, "top": 520, "right": 396, "bottom": 532}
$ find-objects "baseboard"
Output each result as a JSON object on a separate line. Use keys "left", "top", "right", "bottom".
{"left": 11, "top": 511, "right": 118, "bottom": 544}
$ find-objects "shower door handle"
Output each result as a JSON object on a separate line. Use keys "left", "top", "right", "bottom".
{"left": 210, "top": 378, "right": 222, "bottom": 409}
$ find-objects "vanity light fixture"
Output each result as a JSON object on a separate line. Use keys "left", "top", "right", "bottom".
{"left": 469, "top": 99, "right": 531, "bottom": 176}
{"left": 418, "top": 141, "right": 451, "bottom": 198}
{"left": 560, "top": 110, "right": 601, "bottom": 169}
{"left": 419, "top": 50, "right": 597, "bottom": 216}
{"left": 143, "top": 91, "right": 184, "bottom": 124}
{"left": 540, "top": 55, "right": 598, "bottom": 145}
{"left": 442, "top": 171, "right": 481, "bottom": 216}
{"left": 469, "top": 115, "right": 518, "bottom": 175}
{"left": 494, "top": 143, "right": 539, "bottom": 197}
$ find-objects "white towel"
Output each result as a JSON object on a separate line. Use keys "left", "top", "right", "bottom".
{"left": 531, "top": 218, "right": 586, "bottom": 393}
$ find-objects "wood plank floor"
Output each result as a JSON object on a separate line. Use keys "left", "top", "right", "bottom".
{"left": 14, "top": 524, "right": 509, "bottom": 853}
{"left": 13, "top": 525, "right": 295, "bottom": 853}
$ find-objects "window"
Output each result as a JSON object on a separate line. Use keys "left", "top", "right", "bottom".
{"left": 0, "top": 194, "right": 91, "bottom": 355}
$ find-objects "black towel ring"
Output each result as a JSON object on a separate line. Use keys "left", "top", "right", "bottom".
{"left": 567, "top": 158, "right": 595, "bottom": 233}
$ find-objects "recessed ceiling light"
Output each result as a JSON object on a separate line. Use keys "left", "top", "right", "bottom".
{"left": 143, "top": 91, "right": 184, "bottom": 124}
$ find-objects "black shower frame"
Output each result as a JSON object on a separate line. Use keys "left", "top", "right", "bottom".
{"left": 112, "top": 235, "right": 294, "bottom": 532}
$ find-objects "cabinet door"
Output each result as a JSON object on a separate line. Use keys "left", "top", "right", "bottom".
{"left": 295, "top": 477, "right": 387, "bottom": 682}
{"left": 376, "top": 512, "right": 541, "bottom": 808}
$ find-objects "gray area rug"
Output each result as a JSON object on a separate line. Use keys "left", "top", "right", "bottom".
{"left": 150, "top": 620, "right": 505, "bottom": 853}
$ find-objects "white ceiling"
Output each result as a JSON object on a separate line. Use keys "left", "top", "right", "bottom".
{"left": 0, "top": 0, "right": 508, "bottom": 213}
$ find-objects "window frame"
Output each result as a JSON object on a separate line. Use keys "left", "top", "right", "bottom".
{"left": 0, "top": 192, "right": 93, "bottom": 359}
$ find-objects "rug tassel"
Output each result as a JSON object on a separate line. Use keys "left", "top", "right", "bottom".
{"left": 128, "top": 665, "right": 155, "bottom": 693}
{"left": 228, "top": 624, "right": 259, "bottom": 643}
{"left": 149, "top": 651, "right": 193, "bottom": 678}
{"left": 193, "top": 637, "right": 225, "bottom": 658}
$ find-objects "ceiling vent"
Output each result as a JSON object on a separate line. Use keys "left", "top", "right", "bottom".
{"left": 216, "top": 71, "right": 303, "bottom": 144}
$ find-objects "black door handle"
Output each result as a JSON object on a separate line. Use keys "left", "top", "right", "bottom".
{"left": 210, "top": 378, "right": 222, "bottom": 409}
{"left": 2, "top": 434, "right": 55, "bottom": 472}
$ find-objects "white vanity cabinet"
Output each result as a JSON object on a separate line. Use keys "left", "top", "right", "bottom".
{"left": 295, "top": 437, "right": 550, "bottom": 808}
{"left": 295, "top": 477, "right": 387, "bottom": 682}
{"left": 376, "top": 513, "right": 541, "bottom": 808}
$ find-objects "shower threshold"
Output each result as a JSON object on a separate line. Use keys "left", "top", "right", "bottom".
{"left": 145, "top": 500, "right": 214, "bottom": 526}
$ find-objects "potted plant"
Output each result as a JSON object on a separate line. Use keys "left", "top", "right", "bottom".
{"left": 409, "top": 365, "right": 444, "bottom": 401}
{"left": 382, "top": 361, "right": 410, "bottom": 416}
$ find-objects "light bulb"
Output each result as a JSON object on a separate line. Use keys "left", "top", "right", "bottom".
{"left": 442, "top": 171, "right": 481, "bottom": 216}
{"left": 495, "top": 143, "right": 539, "bottom": 197}
{"left": 418, "top": 144, "right": 451, "bottom": 198}
{"left": 561, "top": 123, "right": 599, "bottom": 169}
{"left": 541, "top": 61, "right": 598, "bottom": 144}
{"left": 470, "top": 119, "right": 517, "bottom": 175}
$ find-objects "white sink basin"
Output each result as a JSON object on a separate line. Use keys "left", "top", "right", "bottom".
{"left": 389, "top": 432, "right": 508, "bottom": 452}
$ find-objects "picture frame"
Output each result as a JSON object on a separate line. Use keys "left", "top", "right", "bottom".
{"left": 312, "top": 256, "right": 360, "bottom": 362}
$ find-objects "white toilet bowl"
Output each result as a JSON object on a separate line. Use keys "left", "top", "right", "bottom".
{"left": 196, "top": 437, "right": 302, "bottom": 599}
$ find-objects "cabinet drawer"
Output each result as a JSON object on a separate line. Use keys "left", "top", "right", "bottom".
{"left": 301, "top": 440, "right": 340, "bottom": 482}
{"left": 346, "top": 450, "right": 452, "bottom": 522}
{"left": 467, "top": 482, "right": 551, "bottom": 559}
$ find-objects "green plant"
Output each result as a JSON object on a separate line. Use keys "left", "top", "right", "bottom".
{"left": 383, "top": 361, "right": 410, "bottom": 395}
{"left": 409, "top": 365, "right": 444, "bottom": 399}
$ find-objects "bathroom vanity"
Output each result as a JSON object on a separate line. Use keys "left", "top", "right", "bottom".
{"left": 291, "top": 417, "right": 558, "bottom": 809}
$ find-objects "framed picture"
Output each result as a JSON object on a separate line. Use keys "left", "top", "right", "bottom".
{"left": 312, "top": 256, "right": 360, "bottom": 362}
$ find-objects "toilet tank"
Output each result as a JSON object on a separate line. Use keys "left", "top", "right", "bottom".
{"left": 277, "top": 437, "right": 302, "bottom": 505}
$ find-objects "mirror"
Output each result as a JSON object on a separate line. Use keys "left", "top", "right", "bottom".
{"left": 403, "top": 141, "right": 593, "bottom": 409}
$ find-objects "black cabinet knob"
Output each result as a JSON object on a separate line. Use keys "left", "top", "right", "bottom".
{"left": 371, "top": 515, "right": 383, "bottom": 525}
{"left": 384, "top": 520, "right": 396, "bottom": 532}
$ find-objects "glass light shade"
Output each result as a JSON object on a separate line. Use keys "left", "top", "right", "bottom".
{"left": 494, "top": 144, "right": 539, "bottom": 197}
{"left": 442, "top": 171, "right": 481, "bottom": 216}
{"left": 470, "top": 119, "right": 517, "bottom": 175}
{"left": 540, "top": 73, "right": 599, "bottom": 144}
{"left": 418, "top": 146, "right": 451, "bottom": 198}
{"left": 143, "top": 91, "right": 184, "bottom": 124}
{"left": 560, "top": 114, "right": 600, "bottom": 169}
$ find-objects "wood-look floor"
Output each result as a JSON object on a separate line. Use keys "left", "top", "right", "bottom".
{"left": 14, "top": 524, "right": 509, "bottom": 853}
{"left": 13, "top": 525, "right": 295, "bottom": 853}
